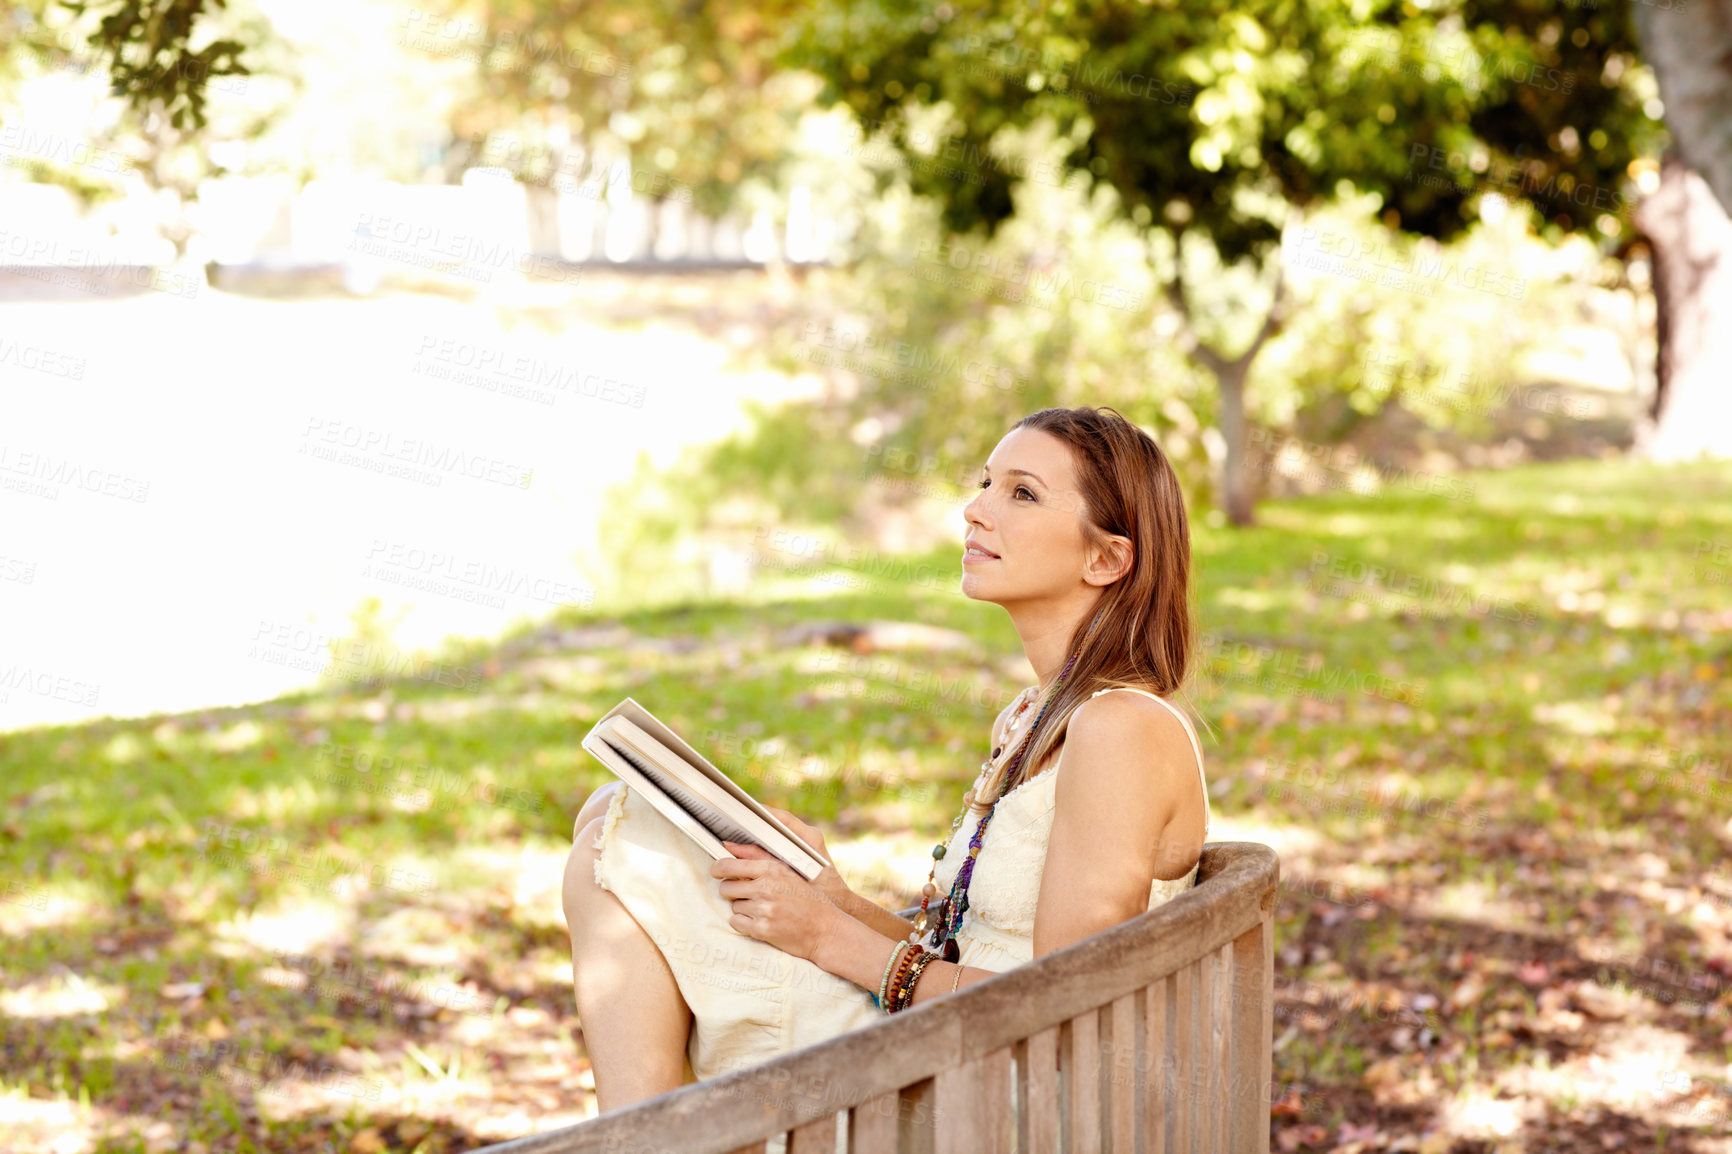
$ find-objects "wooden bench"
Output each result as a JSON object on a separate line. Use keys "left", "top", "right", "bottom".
{"left": 472, "top": 841, "right": 1278, "bottom": 1153}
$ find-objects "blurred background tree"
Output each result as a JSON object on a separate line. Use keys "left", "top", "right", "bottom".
{"left": 453, "top": 0, "right": 816, "bottom": 241}
{"left": 7, "top": 0, "right": 286, "bottom": 260}
{"left": 1627, "top": 1, "right": 1732, "bottom": 462}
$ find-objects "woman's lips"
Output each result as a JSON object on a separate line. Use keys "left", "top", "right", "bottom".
{"left": 963, "top": 544, "right": 999, "bottom": 563}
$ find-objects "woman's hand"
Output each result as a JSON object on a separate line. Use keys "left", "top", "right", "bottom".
{"left": 761, "top": 806, "right": 857, "bottom": 914}
{"left": 711, "top": 840, "right": 847, "bottom": 963}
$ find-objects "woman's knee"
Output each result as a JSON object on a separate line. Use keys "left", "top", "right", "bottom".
{"left": 573, "top": 781, "right": 623, "bottom": 840}
{"left": 563, "top": 816, "right": 608, "bottom": 927}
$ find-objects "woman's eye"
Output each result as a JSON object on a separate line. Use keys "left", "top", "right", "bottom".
{"left": 977, "top": 478, "right": 1036, "bottom": 501}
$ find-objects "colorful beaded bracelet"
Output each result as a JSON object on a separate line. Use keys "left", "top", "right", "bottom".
{"left": 878, "top": 942, "right": 916, "bottom": 1012}
{"left": 875, "top": 940, "right": 911, "bottom": 1009}
{"left": 883, "top": 943, "right": 923, "bottom": 1014}
{"left": 893, "top": 942, "right": 935, "bottom": 1004}
{"left": 888, "top": 947, "right": 941, "bottom": 1014}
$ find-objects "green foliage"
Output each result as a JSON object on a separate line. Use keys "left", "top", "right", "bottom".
{"left": 316, "top": 596, "right": 413, "bottom": 693}
{"left": 59, "top": 0, "right": 251, "bottom": 130}
{"left": 781, "top": 0, "right": 1666, "bottom": 257}
{"left": 451, "top": 0, "right": 819, "bottom": 222}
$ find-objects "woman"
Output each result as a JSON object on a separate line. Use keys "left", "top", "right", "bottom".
{"left": 561, "top": 405, "right": 1211, "bottom": 1112}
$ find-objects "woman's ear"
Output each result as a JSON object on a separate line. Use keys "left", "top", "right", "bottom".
{"left": 1083, "top": 533, "right": 1133, "bottom": 586}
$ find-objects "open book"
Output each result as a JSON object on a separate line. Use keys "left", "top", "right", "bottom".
{"left": 580, "top": 697, "right": 830, "bottom": 882}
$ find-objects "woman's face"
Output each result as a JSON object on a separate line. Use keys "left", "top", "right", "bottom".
{"left": 960, "top": 427, "right": 1096, "bottom": 604}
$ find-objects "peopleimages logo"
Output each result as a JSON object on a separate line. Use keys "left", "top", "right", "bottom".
{"left": 1286, "top": 225, "right": 1528, "bottom": 300}
{"left": 0, "top": 336, "right": 87, "bottom": 380}
{"left": 0, "top": 444, "right": 149, "bottom": 503}
{"left": 298, "top": 417, "right": 534, "bottom": 489}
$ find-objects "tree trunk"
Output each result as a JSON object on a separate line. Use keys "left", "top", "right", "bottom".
{"left": 1632, "top": 154, "right": 1732, "bottom": 460}
{"left": 1164, "top": 244, "right": 1285, "bottom": 528}
{"left": 1216, "top": 359, "right": 1256, "bottom": 526}
{"left": 1633, "top": 0, "right": 1732, "bottom": 216}
{"left": 1630, "top": 1, "right": 1732, "bottom": 459}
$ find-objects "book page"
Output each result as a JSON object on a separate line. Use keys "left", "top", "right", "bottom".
{"left": 602, "top": 737, "right": 760, "bottom": 846}
{"left": 580, "top": 697, "right": 826, "bottom": 880}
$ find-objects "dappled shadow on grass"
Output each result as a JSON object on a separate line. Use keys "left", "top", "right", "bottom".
{"left": 0, "top": 878, "right": 592, "bottom": 1152}
{"left": 1254, "top": 731, "right": 1731, "bottom": 1151}
{"left": 1267, "top": 875, "right": 1732, "bottom": 1150}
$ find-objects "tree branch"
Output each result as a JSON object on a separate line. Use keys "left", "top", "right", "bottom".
{"left": 1165, "top": 237, "right": 1289, "bottom": 378}
{"left": 1164, "top": 234, "right": 1230, "bottom": 378}
{"left": 1234, "top": 260, "right": 1289, "bottom": 371}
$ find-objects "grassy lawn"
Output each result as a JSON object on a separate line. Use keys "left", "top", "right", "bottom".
{"left": 3, "top": 456, "right": 1730, "bottom": 1153}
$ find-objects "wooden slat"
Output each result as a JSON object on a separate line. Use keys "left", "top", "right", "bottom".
{"left": 1172, "top": 961, "right": 1194, "bottom": 1154}
{"left": 1214, "top": 941, "right": 1234, "bottom": 1150}
{"left": 1228, "top": 914, "right": 1275, "bottom": 1154}
{"left": 1202, "top": 947, "right": 1221, "bottom": 1152}
{"left": 463, "top": 843, "right": 1279, "bottom": 1154}
{"left": 787, "top": 1112, "right": 836, "bottom": 1153}
{"left": 847, "top": 1091, "right": 901, "bottom": 1153}
{"left": 1067, "top": 1007, "right": 1101, "bottom": 1153}
{"left": 898, "top": 1078, "right": 938, "bottom": 1154}
{"left": 1108, "top": 990, "right": 1138, "bottom": 1152}
{"left": 1026, "top": 1024, "right": 1061, "bottom": 1154}
{"left": 1198, "top": 943, "right": 1226, "bottom": 1154}
{"left": 1143, "top": 976, "right": 1169, "bottom": 1154}
{"left": 936, "top": 1045, "right": 1013, "bottom": 1151}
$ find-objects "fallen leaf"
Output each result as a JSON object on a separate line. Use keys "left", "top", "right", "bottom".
{"left": 1450, "top": 973, "right": 1488, "bottom": 1009}
{"left": 1572, "top": 980, "right": 1635, "bottom": 1020}
{"left": 1362, "top": 1058, "right": 1404, "bottom": 1091}
{"left": 1339, "top": 1121, "right": 1381, "bottom": 1143}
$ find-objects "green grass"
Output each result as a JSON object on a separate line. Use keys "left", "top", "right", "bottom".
{"left": 3, "top": 456, "right": 1730, "bottom": 1152}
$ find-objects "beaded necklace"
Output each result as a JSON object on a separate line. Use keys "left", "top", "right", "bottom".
{"left": 908, "top": 605, "right": 1106, "bottom": 962}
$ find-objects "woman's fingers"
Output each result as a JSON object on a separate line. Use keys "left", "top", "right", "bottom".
{"left": 711, "top": 851, "right": 768, "bottom": 877}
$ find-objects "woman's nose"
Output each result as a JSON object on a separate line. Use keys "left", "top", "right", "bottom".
{"left": 964, "top": 491, "right": 987, "bottom": 526}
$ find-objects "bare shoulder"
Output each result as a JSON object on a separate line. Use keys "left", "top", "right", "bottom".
{"left": 1060, "top": 690, "right": 1200, "bottom": 789}
{"left": 1048, "top": 689, "right": 1207, "bottom": 887}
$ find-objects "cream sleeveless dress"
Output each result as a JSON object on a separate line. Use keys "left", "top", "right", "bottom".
{"left": 587, "top": 686, "right": 1210, "bottom": 1084}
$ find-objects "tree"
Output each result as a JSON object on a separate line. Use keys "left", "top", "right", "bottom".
{"left": 60, "top": 0, "right": 251, "bottom": 131}
{"left": 1628, "top": 2, "right": 1732, "bottom": 461}
{"left": 461, "top": 0, "right": 813, "bottom": 227}
{"left": 5, "top": 0, "right": 276, "bottom": 264}
{"left": 781, "top": 0, "right": 1662, "bottom": 524}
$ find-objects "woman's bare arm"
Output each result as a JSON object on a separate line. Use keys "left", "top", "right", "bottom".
{"left": 836, "top": 892, "right": 918, "bottom": 940}
{"left": 812, "top": 909, "right": 994, "bottom": 1005}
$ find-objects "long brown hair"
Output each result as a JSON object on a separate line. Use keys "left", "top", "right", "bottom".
{"left": 967, "top": 405, "right": 1199, "bottom": 816}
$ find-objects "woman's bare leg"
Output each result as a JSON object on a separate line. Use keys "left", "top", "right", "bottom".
{"left": 564, "top": 800, "right": 695, "bottom": 1112}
